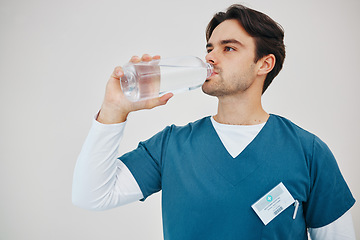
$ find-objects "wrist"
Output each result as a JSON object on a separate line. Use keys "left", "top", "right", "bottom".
{"left": 96, "top": 103, "right": 129, "bottom": 124}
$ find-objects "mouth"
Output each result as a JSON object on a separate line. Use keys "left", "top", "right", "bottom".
{"left": 206, "top": 71, "right": 218, "bottom": 81}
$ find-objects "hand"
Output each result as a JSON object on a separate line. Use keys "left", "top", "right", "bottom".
{"left": 97, "top": 54, "right": 173, "bottom": 124}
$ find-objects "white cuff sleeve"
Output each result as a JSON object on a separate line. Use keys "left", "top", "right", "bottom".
{"left": 308, "top": 210, "right": 356, "bottom": 240}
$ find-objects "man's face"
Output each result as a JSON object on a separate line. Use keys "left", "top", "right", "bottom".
{"left": 203, "top": 19, "right": 259, "bottom": 97}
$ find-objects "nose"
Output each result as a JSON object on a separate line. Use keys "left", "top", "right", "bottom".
{"left": 205, "top": 50, "right": 217, "bottom": 65}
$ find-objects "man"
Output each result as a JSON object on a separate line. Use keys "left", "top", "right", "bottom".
{"left": 72, "top": 4, "right": 356, "bottom": 239}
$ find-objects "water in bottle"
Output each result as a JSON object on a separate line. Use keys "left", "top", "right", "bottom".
{"left": 120, "top": 56, "right": 213, "bottom": 102}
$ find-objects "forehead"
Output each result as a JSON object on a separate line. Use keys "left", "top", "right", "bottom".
{"left": 208, "top": 19, "right": 254, "bottom": 47}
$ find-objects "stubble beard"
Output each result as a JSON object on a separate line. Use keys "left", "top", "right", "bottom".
{"left": 202, "top": 70, "right": 254, "bottom": 97}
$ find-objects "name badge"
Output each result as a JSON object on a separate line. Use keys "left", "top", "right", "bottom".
{"left": 251, "top": 182, "right": 294, "bottom": 225}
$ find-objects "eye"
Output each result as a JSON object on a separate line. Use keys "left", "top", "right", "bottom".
{"left": 224, "top": 46, "right": 235, "bottom": 52}
{"left": 207, "top": 48, "right": 213, "bottom": 53}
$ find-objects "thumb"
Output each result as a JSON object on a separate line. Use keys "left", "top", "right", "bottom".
{"left": 142, "top": 93, "right": 174, "bottom": 109}
{"left": 158, "top": 93, "right": 174, "bottom": 105}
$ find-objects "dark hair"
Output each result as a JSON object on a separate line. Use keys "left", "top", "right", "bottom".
{"left": 206, "top": 4, "right": 285, "bottom": 94}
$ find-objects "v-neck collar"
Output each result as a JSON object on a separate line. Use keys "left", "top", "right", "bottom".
{"left": 210, "top": 117, "right": 266, "bottom": 158}
{"left": 198, "top": 114, "right": 275, "bottom": 186}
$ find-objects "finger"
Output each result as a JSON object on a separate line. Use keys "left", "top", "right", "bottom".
{"left": 130, "top": 55, "right": 141, "bottom": 63}
{"left": 111, "top": 66, "right": 124, "bottom": 79}
{"left": 141, "top": 54, "right": 152, "bottom": 62}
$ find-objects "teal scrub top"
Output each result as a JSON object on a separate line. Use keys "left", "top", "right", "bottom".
{"left": 120, "top": 114, "right": 355, "bottom": 240}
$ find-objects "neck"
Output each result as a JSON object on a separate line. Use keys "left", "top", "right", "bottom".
{"left": 214, "top": 91, "right": 269, "bottom": 125}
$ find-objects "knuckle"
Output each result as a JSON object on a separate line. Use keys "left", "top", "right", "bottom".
{"left": 114, "top": 66, "right": 122, "bottom": 71}
{"left": 130, "top": 56, "right": 140, "bottom": 62}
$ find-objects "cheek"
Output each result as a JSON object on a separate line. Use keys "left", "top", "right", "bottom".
{"left": 224, "top": 67, "right": 244, "bottom": 83}
{"left": 226, "top": 64, "right": 257, "bottom": 87}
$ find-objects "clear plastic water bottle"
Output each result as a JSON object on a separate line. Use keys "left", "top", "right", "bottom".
{"left": 120, "top": 56, "right": 213, "bottom": 102}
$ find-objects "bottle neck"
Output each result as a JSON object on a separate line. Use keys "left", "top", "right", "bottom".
{"left": 206, "top": 63, "right": 214, "bottom": 78}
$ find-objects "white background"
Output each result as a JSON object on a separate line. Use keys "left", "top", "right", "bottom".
{"left": 1, "top": 0, "right": 359, "bottom": 239}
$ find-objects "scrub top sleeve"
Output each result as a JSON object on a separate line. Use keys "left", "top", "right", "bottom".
{"left": 303, "top": 135, "right": 355, "bottom": 228}
{"left": 120, "top": 126, "right": 172, "bottom": 200}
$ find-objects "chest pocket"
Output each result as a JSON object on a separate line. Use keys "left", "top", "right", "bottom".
{"left": 261, "top": 201, "right": 307, "bottom": 240}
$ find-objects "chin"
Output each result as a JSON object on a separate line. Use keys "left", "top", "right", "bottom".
{"left": 201, "top": 83, "right": 210, "bottom": 93}
{"left": 201, "top": 85, "right": 218, "bottom": 97}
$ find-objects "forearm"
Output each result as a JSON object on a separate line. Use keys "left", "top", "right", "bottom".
{"left": 72, "top": 117, "right": 143, "bottom": 210}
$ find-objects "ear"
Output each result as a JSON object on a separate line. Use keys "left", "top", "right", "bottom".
{"left": 258, "top": 54, "right": 276, "bottom": 76}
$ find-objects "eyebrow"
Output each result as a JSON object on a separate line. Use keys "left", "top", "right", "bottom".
{"left": 206, "top": 39, "right": 243, "bottom": 48}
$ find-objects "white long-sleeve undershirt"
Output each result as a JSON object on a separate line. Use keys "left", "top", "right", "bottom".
{"left": 72, "top": 117, "right": 356, "bottom": 239}
{"left": 72, "top": 119, "right": 143, "bottom": 210}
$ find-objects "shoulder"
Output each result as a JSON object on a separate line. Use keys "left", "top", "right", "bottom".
{"left": 270, "top": 114, "right": 328, "bottom": 153}
{"left": 165, "top": 116, "right": 210, "bottom": 138}
{"left": 271, "top": 114, "right": 315, "bottom": 140}
{"left": 270, "top": 114, "right": 332, "bottom": 160}
{"left": 143, "top": 116, "right": 210, "bottom": 144}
